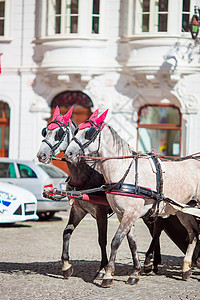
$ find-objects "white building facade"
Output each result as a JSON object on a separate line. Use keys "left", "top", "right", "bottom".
{"left": 0, "top": 0, "right": 200, "bottom": 161}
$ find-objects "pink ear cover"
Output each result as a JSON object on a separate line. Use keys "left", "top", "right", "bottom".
{"left": 47, "top": 106, "right": 74, "bottom": 130}
{"left": 79, "top": 109, "right": 109, "bottom": 130}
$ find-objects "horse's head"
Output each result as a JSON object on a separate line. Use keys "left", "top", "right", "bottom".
{"left": 37, "top": 106, "right": 76, "bottom": 163}
{"left": 66, "top": 109, "right": 108, "bottom": 164}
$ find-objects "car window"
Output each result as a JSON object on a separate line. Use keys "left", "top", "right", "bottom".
{"left": 17, "top": 164, "right": 37, "bottom": 178}
{"left": 0, "top": 162, "right": 17, "bottom": 178}
{"left": 39, "top": 164, "right": 66, "bottom": 178}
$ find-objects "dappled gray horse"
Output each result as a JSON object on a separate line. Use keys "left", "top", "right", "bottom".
{"left": 65, "top": 109, "right": 200, "bottom": 287}
{"left": 37, "top": 107, "right": 111, "bottom": 279}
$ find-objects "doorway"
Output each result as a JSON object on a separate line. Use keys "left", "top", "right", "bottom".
{"left": 49, "top": 91, "right": 93, "bottom": 172}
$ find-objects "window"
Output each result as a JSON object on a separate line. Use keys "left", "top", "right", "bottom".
{"left": 0, "top": 162, "right": 16, "bottom": 178}
{"left": 137, "top": 105, "right": 181, "bottom": 157}
{"left": 182, "top": 0, "right": 191, "bottom": 32}
{"left": 135, "top": 0, "right": 168, "bottom": 34}
{"left": 0, "top": 0, "right": 5, "bottom": 36}
{"left": 92, "top": 0, "right": 100, "bottom": 34}
{"left": 0, "top": 101, "right": 10, "bottom": 157}
{"left": 47, "top": 0, "right": 79, "bottom": 35}
{"left": 39, "top": 164, "right": 67, "bottom": 178}
{"left": 17, "top": 164, "right": 37, "bottom": 178}
{"left": 45, "top": 0, "right": 102, "bottom": 36}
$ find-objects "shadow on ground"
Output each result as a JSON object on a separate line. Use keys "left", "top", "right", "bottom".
{"left": 0, "top": 253, "right": 199, "bottom": 283}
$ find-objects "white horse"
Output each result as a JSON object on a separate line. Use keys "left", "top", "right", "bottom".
{"left": 37, "top": 107, "right": 112, "bottom": 279}
{"left": 65, "top": 110, "right": 200, "bottom": 287}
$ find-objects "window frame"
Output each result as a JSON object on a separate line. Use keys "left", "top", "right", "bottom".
{"left": 134, "top": 0, "right": 169, "bottom": 34}
{"left": 137, "top": 104, "right": 182, "bottom": 157}
{"left": 0, "top": 0, "right": 10, "bottom": 40}
{"left": 0, "top": 162, "right": 16, "bottom": 178}
{"left": 43, "top": 0, "right": 104, "bottom": 38}
{"left": 125, "top": 0, "right": 194, "bottom": 37}
{"left": 17, "top": 164, "right": 37, "bottom": 179}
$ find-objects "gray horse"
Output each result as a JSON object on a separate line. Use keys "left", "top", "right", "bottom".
{"left": 37, "top": 107, "right": 111, "bottom": 279}
{"left": 65, "top": 110, "right": 200, "bottom": 287}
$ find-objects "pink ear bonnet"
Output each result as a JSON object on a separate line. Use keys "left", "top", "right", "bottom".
{"left": 79, "top": 109, "right": 109, "bottom": 130}
{"left": 47, "top": 106, "right": 73, "bottom": 130}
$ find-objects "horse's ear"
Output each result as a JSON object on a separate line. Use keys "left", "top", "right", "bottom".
{"left": 89, "top": 109, "right": 99, "bottom": 120}
{"left": 52, "top": 106, "right": 60, "bottom": 120}
{"left": 96, "top": 109, "right": 109, "bottom": 126}
{"left": 63, "top": 106, "right": 74, "bottom": 126}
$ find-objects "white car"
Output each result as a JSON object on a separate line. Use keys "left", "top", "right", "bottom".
{"left": 0, "top": 158, "right": 69, "bottom": 220}
{"left": 0, "top": 182, "right": 38, "bottom": 223}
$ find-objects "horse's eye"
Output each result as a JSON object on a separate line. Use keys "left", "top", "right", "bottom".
{"left": 55, "top": 128, "right": 64, "bottom": 141}
{"left": 42, "top": 128, "right": 47, "bottom": 137}
{"left": 85, "top": 127, "right": 97, "bottom": 140}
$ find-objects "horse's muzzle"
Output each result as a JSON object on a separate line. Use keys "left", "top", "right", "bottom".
{"left": 37, "top": 152, "right": 51, "bottom": 164}
{"left": 65, "top": 151, "right": 80, "bottom": 164}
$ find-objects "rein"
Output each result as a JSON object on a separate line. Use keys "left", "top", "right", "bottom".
{"left": 79, "top": 152, "right": 200, "bottom": 162}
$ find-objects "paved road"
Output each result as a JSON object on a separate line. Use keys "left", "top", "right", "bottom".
{"left": 0, "top": 211, "right": 199, "bottom": 300}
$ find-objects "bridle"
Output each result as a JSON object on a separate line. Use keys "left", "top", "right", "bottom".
{"left": 42, "top": 117, "right": 75, "bottom": 158}
{"left": 72, "top": 120, "right": 102, "bottom": 156}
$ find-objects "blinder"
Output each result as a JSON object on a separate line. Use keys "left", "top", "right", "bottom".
{"left": 85, "top": 126, "right": 98, "bottom": 140}
{"left": 42, "top": 127, "right": 47, "bottom": 137}
{"left": 55, "top": 127, "right": 64, "bottom": 141}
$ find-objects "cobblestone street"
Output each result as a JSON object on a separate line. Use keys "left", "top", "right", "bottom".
{"left": 0, "top": 211, "right": 199, "bottom": 300}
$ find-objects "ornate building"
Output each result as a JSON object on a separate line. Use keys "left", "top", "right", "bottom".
{"left": 0, "top": 0, "right": 200, "bottom": 161}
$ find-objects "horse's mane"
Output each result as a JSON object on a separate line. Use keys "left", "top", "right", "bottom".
{"left": 106, "top": 124, "right": 133, "bottom": 156}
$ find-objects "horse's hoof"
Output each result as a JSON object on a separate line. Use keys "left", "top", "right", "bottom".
{"left": 101, "top": 278, "right": 113, "bottom": 288}
{"left": 95, "top": 271, "right": 105, "bottom": 280}
{"left": 63, "top": 266, "right": 73, "bottom": 279}
{"left": 153, "top": 266, "right": 159, "bottom": 274}
{"left": 143, "top": 263, "right": 153, "bottom": 274}
{"left": 182, "top": 270, "right": 191, "bottom": 281}
{"left": 126, "top": 277, "right": 139, "bottom": 285}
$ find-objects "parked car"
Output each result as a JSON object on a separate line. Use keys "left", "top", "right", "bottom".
{"left": 0, "top": 158, "right": 69, "bottom": 220}
{"left": 0, "top": 181, "right": 38, "bottom": 223}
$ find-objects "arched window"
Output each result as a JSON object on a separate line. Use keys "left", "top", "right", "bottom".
{"left": 0, "top": 101, "right": 10, "bottom": 157}
{"left": 49, "top": 91, "right": 93, "bottom": 172}
{"left": 51, "top": 90, "right": 93, "bottom": 124}
{"left": 137, "top": 104, "right": 181, "bottom": 157}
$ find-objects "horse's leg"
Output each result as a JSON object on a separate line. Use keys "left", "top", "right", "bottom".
{"left": 95, "top": 207, "right": 109, "bottom": 279}
{"left": 126, "top": 225, "right": 141, "bottom": 285}
{"left": 143, "top": 217, "right": 163, "bottom": 274}
{"left": 61, "top": 206, "right": 87, "bottom": 278}
{"left": 176, "top": 212, "right": 199, "bottom": 280}
{"left": 101, "top": 213, "right": 136, "bottom": 288}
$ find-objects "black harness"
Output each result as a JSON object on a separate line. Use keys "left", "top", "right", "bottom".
{"left": 72, "top": 120, "right": 102, "bottom": 155}
{"left": 43, "top": 121, "right": 191, "bottom": 218}
{"left": 68, "top": 121, "right": 167, "bottom": 217}
{"left": 104, "top": 152, "right": 165, "bottom": 218}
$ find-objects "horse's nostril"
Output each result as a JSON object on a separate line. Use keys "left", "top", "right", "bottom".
{"left": 37, "top": 152, "right": 47, "bottom": 162}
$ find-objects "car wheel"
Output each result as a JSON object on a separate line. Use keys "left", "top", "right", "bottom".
{"left": 37, "top": 211, "right": 55, "bottom": 220}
